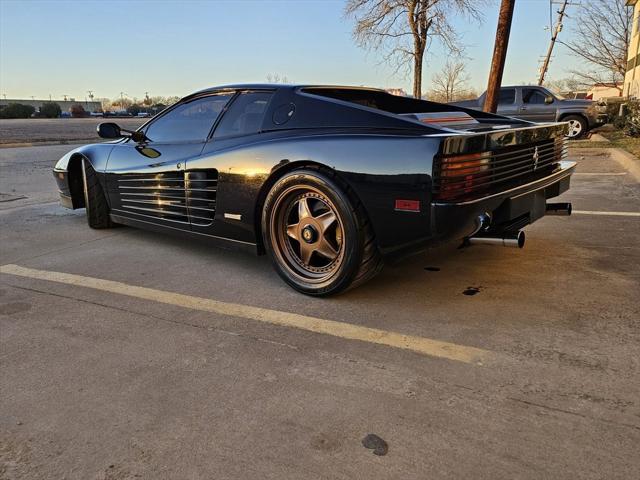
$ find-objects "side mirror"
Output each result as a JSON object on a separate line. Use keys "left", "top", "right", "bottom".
{"left": 544, "top": 95, "right": 554, "bottom": 104}
{"left": 97, "top": 122, "right": 147, "bottom": 143}
{"left": 97, "top": 122, "right": 122, "bottom": 139}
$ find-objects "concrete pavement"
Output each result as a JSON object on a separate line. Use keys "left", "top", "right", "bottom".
{"left": 1, "top": 144, "right": 639, "bottom": 479}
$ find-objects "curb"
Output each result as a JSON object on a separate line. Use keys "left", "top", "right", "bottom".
{"left": 609, "top": 148, "right": 640, "bottom": 182}
{"left": 588, "top": 133, "right": 610, "bottom": 143}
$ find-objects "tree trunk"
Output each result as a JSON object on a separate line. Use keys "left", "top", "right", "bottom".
{"left": 413, "top": 54, "right": 423, "bottom": 99}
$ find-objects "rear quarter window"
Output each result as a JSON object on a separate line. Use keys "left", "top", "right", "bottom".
{"left": 213, "top": 91, "right": 273, "bottom": 139}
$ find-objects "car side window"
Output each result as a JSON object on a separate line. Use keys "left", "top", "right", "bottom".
{"left": 213, "top": 91, "right": 273, "bottom": 139}
{"left": 144, "top": 93, "right": 233, "bottom": 143}
{"left": 498, "top": 88, "right": 516, "bottom": 105}
{"left": 522, "top": 89, "right": 547, "bottom": 104}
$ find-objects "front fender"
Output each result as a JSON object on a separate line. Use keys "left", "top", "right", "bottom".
{"left": 555, "top": 108, "right": 589, "bottom": 122}
{"left": 53, "top": 142, "right": 118, "bottom": 209}
{"left": 53, "top": 142, "right": 117, "bottom": 173}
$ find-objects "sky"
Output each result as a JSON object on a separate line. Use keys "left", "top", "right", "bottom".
{"left": 0, "top": 0, "right": 585, "bottom": 101}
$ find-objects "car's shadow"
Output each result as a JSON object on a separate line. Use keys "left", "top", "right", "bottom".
{"left": 98, "top": 216, "right": 518, "bottom": 305}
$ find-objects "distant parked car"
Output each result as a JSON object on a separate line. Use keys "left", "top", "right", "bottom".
{"left": 137, "top": 112, "right": 151, "bottom": 118}
{"left": 450, "top": 85, "right": 608, "bottom": 139}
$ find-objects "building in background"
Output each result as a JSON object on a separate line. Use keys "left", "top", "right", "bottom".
{"left": 587, "top": 83, "right": 623, "bottom": 101}
{"left": 0, "top": 98, "right": 102, "bottom": 114}
{"left": 385, "top": 88, "right": 409, "bottom": 97}
{"left": 624, "top": 0, "right": 640, "bottom": 98}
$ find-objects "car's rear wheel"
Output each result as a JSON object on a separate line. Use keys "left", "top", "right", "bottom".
{"left": 81, "top": 159, "right": 114, "bottom": 229}
{"left": 262, "top": 168, "right": 382, "bottom": 296}
{"left": 564, "top": 115, "right": 587, "bottom": 139}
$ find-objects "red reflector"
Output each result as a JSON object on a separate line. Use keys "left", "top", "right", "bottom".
{"left": 395, "top": 199, "right": 420, "bottom": 212}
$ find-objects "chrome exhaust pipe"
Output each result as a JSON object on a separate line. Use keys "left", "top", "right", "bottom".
{"left": 467, "top": 230, "right": 525, "bottom": 249}
{"left": 546, "top": 202, "right": 572, "bottom": 216}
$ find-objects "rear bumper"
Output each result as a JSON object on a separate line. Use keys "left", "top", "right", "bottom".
{"left": 431, "top": 160, "right": 576, "bottom": 240}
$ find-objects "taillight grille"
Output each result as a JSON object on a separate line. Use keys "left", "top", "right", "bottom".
{"left": 433, "top": 137, "right": 567, "bottom": 201}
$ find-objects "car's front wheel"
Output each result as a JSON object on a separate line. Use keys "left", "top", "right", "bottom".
{"left": 81, "top": 159, "right": 114, "bottom": 229}
{"left": 564, "top": 115, "right": 587, "bottom": 139}
{"left": 262, "top": 168, "right": 382, "bottom": 296}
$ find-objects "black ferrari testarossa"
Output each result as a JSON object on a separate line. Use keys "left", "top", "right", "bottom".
{"left": 53, "top": 84, "right": 574, "bottom": 295}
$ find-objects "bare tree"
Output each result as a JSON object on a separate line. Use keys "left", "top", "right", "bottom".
{"left": 560, "top": 0, "right": 631, "bottom": 93}
{"left": 266, "top": 73, "right": 290, "bottom": 83}
{"left": 544, "top": 77, "right": 584, "bottom": 95}
{"left": 345, "top": 0, "right": 486, "bottom": 98}
{"left": 428, "top": 60, "right": 471, "bottom": 102}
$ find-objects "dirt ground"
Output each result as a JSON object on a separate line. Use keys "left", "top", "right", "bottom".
{"left": 0, "top": 118, "right": 145, "bottom": 145}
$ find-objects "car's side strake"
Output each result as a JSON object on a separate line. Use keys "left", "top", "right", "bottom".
{"left": 114, "top": 169, "right": 219, "bottom": 226}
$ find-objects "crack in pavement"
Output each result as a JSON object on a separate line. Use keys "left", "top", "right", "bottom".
{"left": 2, "top": 282, "right": 301, "bottom": 353}
{"left": 507, "top": 397, "right": 640, "bottom": 432}
{"left": 2, "top": 232, "right": 123, "bottom": 265}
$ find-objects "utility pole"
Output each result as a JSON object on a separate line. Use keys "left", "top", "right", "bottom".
{"left": 538, "top": 0, "right": 571, "bottom": 85}
{"left": 484, "top": 0, "right": 516, "bottom": 113}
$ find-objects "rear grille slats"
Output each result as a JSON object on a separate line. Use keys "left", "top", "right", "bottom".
{"left": 444, "top": 149, "right": 559, "bottom": 178}
{"left": 116, "top": 169, "right": 218, "bottom": 225}
{"left": 443, "top": 151, "right": 560, "bottom": 184}
{"left": 434, "top": 137, "right": 566, "bottom": 201}
{"left": 489, "top": 145, "right": 557, "bottom": 166}
{"left": 439, "top": 157, "right": 560, "bottom": 190}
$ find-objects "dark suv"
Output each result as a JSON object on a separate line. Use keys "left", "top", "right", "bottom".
{"left": 451, "top": 85, "right": 608, "bottom": 138}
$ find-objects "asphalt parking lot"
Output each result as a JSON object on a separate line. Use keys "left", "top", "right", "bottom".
{"left": 1, "top": 144, "right": 639, "bottom": 479}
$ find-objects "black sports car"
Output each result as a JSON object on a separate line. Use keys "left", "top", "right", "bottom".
{"left": 53, "top": 84, "right": 574, "bottom": 295}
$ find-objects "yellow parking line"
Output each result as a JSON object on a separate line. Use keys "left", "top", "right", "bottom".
{"left": 573, "top": 210, "right": 640, "bottom": 217}
{"left": 0, "top": 264, "right": 494, "bottom": 365}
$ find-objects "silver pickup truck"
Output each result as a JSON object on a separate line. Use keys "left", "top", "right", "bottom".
{"left": 450, "top": 85, "right": 608, "bottom": 139}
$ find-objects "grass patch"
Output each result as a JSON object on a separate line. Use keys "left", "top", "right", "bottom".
{"left": 571, "top": 129, "right": 640, "bottom": 158}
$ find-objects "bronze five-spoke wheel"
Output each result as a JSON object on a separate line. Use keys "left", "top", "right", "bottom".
{"left": 281, "top": 193, "right": 343, "bottom": 274}
{"left": 262, "top": 168, "right": 383, "bottom": 296}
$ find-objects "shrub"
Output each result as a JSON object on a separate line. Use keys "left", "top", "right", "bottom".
{"left": 623, "top": 100, "right": 640, "bottom": 137}
{"left": 0, "top": 103, "right": 36, "bottom": 119}
{"left": 127, "top": 104, "right": 141, "bottom": 116}
{"left": 40, "top": 102, "right": 62, "bottom": 118}
{"left": 70, "top": 104, "right": 87, "bottom": 118}
{"left": 611, "top": 100, "right": 640, "bottom": 137}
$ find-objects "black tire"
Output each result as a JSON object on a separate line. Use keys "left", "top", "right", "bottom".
{"left": 563, "top": 115, "right": 587, "bottom": 139}
{"left": 81, "top": 159, "right": 113, "bottom": 229}
{"left": 262, "top": 168, "right": 383, "bottom": 296}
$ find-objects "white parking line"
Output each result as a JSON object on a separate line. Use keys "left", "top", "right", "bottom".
{"left": 0, "top": 264, "right": 494, "bottom": 366}
{"left": 573, "top": 210, "right": 640, "bottom": 217}
{"left": 574, "top": 172, "right": 627, "bottom": 176}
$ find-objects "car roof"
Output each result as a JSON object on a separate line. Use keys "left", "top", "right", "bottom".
{"left": 191, "top": 84, "right": 387, "bottom": 95}
{"left": 500, "top": 85, "right": 546, "bottom": 89}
